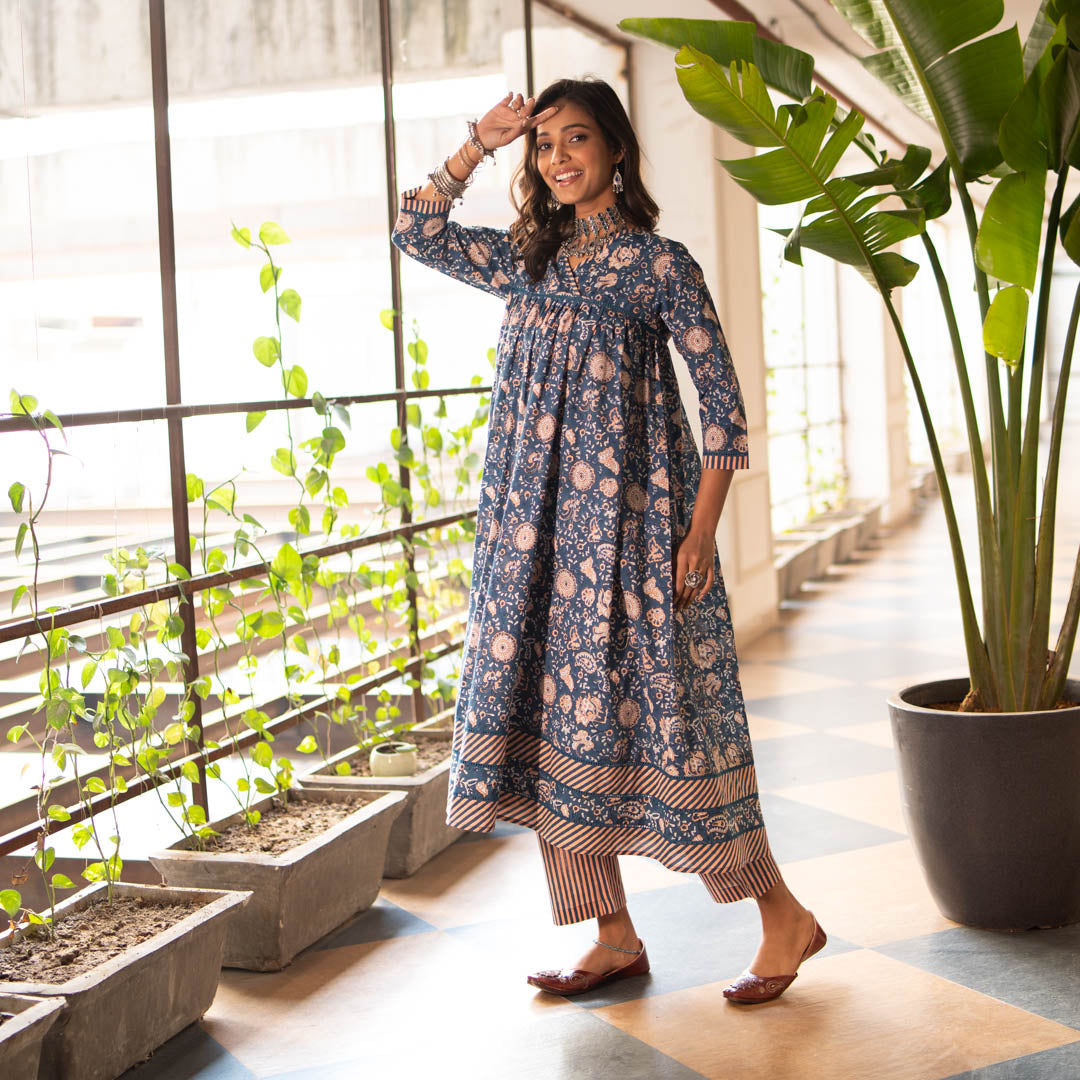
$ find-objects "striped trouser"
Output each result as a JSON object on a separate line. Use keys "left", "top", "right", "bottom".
{"left": 537, "top": 833, "right": 784, "bottom": 926}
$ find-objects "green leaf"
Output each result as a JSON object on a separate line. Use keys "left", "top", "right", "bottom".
{"left": 617, "top": 17, "right": 815, "bottom": 100}
{"left": 312, "top": 391, "right": 327, "bottom": 415}
{"left": 10, "top": 390, "right": 37, "bottom": 415}
{"left": 15, "top": 522, "right": 27, "bottom": 559}
{"left": 259, "top": 221, "right": 290, "bottom": 245}
{"left": 231, "top": 224, "right": 252, "bottom": 248}
{"left": 974, "top": 169, "right": 1047, "bottom": 289}
{"left": 983, "top": 284, "right": 1030, "bottom": 364}
{"left": 253, "top": 740, "right": 273, "bottom": 768}
{"left": 278, "top": 288, "right": 302, "bottom": 322}
{"left": 246, "top": 410, "right": 267, "bottom": 432}
{"left": 271, "top": 448, "right": 297, "bottom": 477}
{"left": 186, "top": 473, "right": 204, "bottom": 502}
{"left": 1041, "top": 42, "right": 1080, "bottom": 170}
{"left": 1, "top": 889, "right": 22, "bottom": 917}
{"left": 304, "top": 468, "right": 327, "bottom": 497}
{"left": 296, "top": 734, "right": 318, "bottom": 753}
{"left": 379, "top": 308, "right": 396, "bottom": 329}
{"left": 253, "top": 776, "right": 276, "bottom": 794}
{"left": 51, "top": 873, "right": 74, "bottom": 889}
{"left": 260, "top": 262, "right": 282, "bottom": 293}
{"left": 829, "top": 0, "right": 1024, "bottom": 180}
{"left": 423, "top": 427, "right": 443, "bottom": 452}
{"left": 8, "top": 481, "right": 25, "bottom": 512}
{"left": 289, "top": 505, "right": 311, "bottom": 535}
{"left": 167, "top": 791, "right": 186, "bottom": 807}
{"left": 320, "top": 426, "right": 346, "bottom": 455}
{"left": 84, "top": 776, "right": 106, "bottom": 795}
{"left": 255, "top": 611, "right": 285, "bottom": 637}
{"left": 47, "top": 804, "right": 71, "bottom": 821}
{"left": 1000, "top": 55, "right": 1050, "bottom": 173}
{"left": 80, "top": 661, "right": 97, "bottom": 690}
{"left": 284, "top": 365, "right": 308, "bottom": 398}
{"left": 253, "top": 336, "right": 281, "bottom": 367}
{"left": 168, "top": 561, "right": 190, "bottom": 579}
{"left": 271, "top": 542, "right": 303, "bottom": 580}
{"left": 11, "top": 583, "right": 27, "bottom": 612}
{"left": 207, "top": 486, "right": 236, "bottom": 515}
{"left": 1061, "top": 191, "right": 1080, "bottom": 265}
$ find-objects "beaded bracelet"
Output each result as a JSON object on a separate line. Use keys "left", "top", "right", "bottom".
{"left": 466, "top": 118, "right": 495, "bottom": 161}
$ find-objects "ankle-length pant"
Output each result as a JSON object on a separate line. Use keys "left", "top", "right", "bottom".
{"left": 537, "top": 833, "right": 783, "bottom": 926}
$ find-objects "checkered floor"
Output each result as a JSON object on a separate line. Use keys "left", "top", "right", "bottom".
{"left": 123, "top": 480, "right": 1080, "bottom": 1080}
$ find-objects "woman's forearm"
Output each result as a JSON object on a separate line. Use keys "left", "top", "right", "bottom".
{"left": 689, "top": 467, "right": 735, "bottom": 536}
{"left": 412, "top": 139, "right": 483, "bottom": 202}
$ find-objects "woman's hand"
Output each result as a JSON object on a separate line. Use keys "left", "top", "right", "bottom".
{"left": 476, "top": 92, "right": 559, "bottom": 151}
{"left": 673, "top": 525, "right": 716, "bottom": 612}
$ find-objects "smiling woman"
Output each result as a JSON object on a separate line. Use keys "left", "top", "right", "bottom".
{"left": 391, "top": 75, "right": 824, "bottom": 1005}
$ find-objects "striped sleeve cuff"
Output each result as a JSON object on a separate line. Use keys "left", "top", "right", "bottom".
{"left": 400, "top": 185, "right": 453, "bottom": 213}
{"left": 701, "top": 452, "right": 749, "bottom": 470}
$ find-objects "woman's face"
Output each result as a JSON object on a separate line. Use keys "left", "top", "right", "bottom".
{"left": 534, "top": 98, "right": 624, "bottom": 218}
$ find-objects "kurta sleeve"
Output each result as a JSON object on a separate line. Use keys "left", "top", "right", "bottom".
{"left": 659, "top": 242, "right": 750, "bottom": 470}
{"left": 390, "top": 185, "right": 517, "bottom": 301}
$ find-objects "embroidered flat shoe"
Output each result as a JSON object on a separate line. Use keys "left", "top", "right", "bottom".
{"left": 527, "top": 937, "right": 650, "bottom": 996}
{"left": 722, "top": 912, "right": 827, "bottom": 1005}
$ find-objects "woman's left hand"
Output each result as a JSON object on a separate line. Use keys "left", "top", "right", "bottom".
{"left": 673, "top": 524, "right": 716, "bottom": 611}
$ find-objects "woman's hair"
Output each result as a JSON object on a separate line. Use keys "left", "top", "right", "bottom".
{"left": 507, "top": 76, "right": 659, "bottom": 282}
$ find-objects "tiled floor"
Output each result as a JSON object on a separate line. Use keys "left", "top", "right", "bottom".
{"left": 124, "top": 487, "right": 1080, "bottom": 1080}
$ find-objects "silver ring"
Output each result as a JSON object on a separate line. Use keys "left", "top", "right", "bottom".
{"left": 683, "top": 569, "right": 704, "bottom": 589}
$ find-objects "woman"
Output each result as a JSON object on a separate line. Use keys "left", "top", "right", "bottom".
{"left": 391, "top": 77, "right": 825, "bottom": 1004}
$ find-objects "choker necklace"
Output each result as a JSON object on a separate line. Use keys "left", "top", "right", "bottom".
{"left": 561, "top": 203, "right": 628, "bottom": 257}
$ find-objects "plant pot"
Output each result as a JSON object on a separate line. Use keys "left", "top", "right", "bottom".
{"left": 0, "top": 883, "right": 251, "bottom": 1080}
{"left": 0, "top": 994, "right": 66, "bottom": 1080}
{"left": 370, "top": 740, "right": 419, "bottom": 777}
{"left": 148, "top": 786, "right": 407, "bottom": 971}
{"left": 300, "top": 725, "right": 464, "bottom": 878}
{"left": 888, "top": 677, "right": 1080, "bottom": 930}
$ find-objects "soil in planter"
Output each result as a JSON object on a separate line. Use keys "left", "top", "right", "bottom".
{"left": 326, "top": 740, "right": 451, "bottom": 779}
{"left": 931, "top": 699, "right": 1079, "bottom": 712}
{"left": 0, "top": 895, "right": 203, "bottom": 985}
{"left": 196, "top": 793, "right": 371, "bottom": 856}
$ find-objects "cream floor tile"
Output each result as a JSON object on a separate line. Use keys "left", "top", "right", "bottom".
{"left": 738, "top": 662, "right": 854, "bottom": 701}
{"left": 591, "top": 949, "right": 1080, "bottom": 1080}
{"left": 774, "top": 770, "right": 906, "bottom": 835}
{"left": 748, "top": 713, "right": 815, "bottom": 741}
{"left": 377, "top": 829, "right": 551, "bottom": 929}
{"left": 828, "top": 718, "right": 894, "bottom": 748}
{"left": 779, "top": 840, "right": 958, "bottom": 947}
{"left": 205, "top": 930, "right": 574, "bottom": 1076}
{"left": 867, "top": 667, "right": 967, "bottom": 693}
{"left": 740, "top": 632, "right": 881, "bottom": 664}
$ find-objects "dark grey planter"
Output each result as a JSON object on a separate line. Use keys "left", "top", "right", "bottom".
{"left": 0, "top": 994, "right": 65, "bottom": 1080}
{"left": 148, "top": 786, "right": 406, "bottom": 971}
{"left": 300, "top": 726, "right": 464, "bottom": 878}
{"left": 888, "top": 677, "right": 1080, "bottom": 930}
{"left": 0, "top": 883, "right": 251, "bottom": 1080}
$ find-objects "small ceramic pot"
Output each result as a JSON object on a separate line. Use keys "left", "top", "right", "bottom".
{"left": 369, "top": 741, "right": 419, "bottom": 777}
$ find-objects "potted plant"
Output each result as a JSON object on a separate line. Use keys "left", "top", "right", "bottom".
{"left": 0, "top": 992, "right": 65, "bottom": 1080}
{"left": 3, "top": 396, "right": 254, "bottom": 1080}
{"left": 622, "top": 1, "right": 1080, "bottom": 928}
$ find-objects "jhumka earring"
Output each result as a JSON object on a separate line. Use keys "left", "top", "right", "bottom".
{"left": 612, "top": 164, "right": 624, "bottom": 195}
{"left": 548, "top": 191, "right": 560, "bottom": 211}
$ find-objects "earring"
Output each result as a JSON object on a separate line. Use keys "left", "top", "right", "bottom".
{"left": 612, "top": 164, "right": 624, "bottom": 195}
{"left": 548, "top": 191, "right": 560, "bottom": 211}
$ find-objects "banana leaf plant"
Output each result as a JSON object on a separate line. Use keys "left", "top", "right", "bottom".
{"left": 620, "top": 1, "right": 1080, "bottom": 712}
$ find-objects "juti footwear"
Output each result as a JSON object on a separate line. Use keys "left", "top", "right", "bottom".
{"left": 527, "top": 936, "right": 650, "bottom": 996}
{"left": 722, "top": 912, "right": 827, "bottom": 1005}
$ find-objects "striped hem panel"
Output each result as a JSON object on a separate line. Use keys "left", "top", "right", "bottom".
{"left": 447, "top": 790, "right": 775, "bottom": 876}
{"left": 537, "top": 834, "right": 628, "bottom": 925}
{"left": 400, "top": 185, "right": 453, "bottom": 213}
{"left": 479, "top": 725, "right": 763, "bottom": 810}
{"left": 700, "top": 452, "right": 749, "bottom": 470}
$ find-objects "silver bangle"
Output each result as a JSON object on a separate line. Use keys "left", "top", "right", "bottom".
{"left": 466, "top": 118, "right": 495, "bottom": 161}
{"left": 427, "top": 158, "right": 468, "bottom": 203}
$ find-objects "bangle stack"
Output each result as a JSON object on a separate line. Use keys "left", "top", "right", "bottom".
{"left": 426, "top": 118, "right": 496, "bottom": 206}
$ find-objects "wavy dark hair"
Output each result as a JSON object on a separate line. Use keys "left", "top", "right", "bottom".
{"left": 508, "top": 77, "right": 660, "bottom": 283}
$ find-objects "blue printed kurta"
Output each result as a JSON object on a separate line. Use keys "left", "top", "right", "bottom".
{"left": 391, "top": 186, "right": 777, "bottom": 880}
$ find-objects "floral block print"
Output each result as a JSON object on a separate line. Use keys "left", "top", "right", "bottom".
{"left": 391, "top": 186, "right": 777, "bottom": 880}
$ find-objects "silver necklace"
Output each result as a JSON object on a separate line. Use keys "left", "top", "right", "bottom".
{"left": 560, "top": 203, "right": 628, "bottom": 258}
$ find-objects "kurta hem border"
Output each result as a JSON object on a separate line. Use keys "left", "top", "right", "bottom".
{"left": 446, "top": 791, "right": 779, "bottom": 877}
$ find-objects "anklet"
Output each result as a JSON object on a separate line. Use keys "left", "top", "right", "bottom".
{"left": 592, "top": 937, "right": 640, "bottom": 954}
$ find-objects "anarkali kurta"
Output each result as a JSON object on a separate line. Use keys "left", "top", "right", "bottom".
{"left": 391, "top": 185, "right": 778, "bottom": 885}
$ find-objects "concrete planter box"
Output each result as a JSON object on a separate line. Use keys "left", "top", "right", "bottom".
{"left": 0, "top": 994, "right": 65, "bottom": 1080}
{"left": 0, "top": 883, "right": 250, "bottom": 1080}
{"left": 149, "top": 786, "right": 407, "bottom": 971}
{"left": 300, "top": 725, "right": 463, "bottom": 878}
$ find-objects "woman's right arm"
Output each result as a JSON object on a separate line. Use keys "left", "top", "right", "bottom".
{"left": 390, "top": 92, "right": 559, "bottom": 300}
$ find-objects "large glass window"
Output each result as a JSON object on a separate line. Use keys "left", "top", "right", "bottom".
{"left": 758, "top": 202, "right": 847, "bottom": 533}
